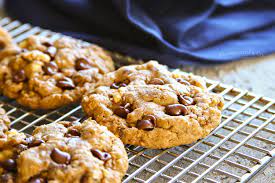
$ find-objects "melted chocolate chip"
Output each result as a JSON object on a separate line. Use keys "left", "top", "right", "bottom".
{"left": 13, "top": 70, "right": 26, "bottom": 83}
{"left": 91, "top": 149, "right": 111, "bottom": 161}
{"left": 43, "top": 61, "right": 58, "bottom": 75}
{"left": 50, "top": 148, "right": 71, "bottom": 165}
{"left": 114, "top": 103, "right": 131, "bottom": 118}
{"left": 0, "top": 41, "right": 5, "bottom": 50}
{"left": 114, "top": 107, "right": 129, "bottom": 118}
{"left": 75, "top": 58, "right": 91, "bottom": 70}
{"left": 28, "top": 139, "right": 44, "bottom": 148}
{"left": 65, "top": 129, "right": 80, "bottom": 137}
{"left": 176, "top": 78, "right": 190, "bottom": 86}
{"left": 0, "top": 159, "right": 16, "bottom": 171}
{"left": 143, "top": 114, "right": 156, "bottom": 123}
{"left": 57, "top": 77, "right": 75, "bottom": 90}
{"left": 165, "top": 104, "right": 188, "bottom": 116}
{"left": 149, "top": 78, "right": 164, "bottom": 85}
{"left": 178, "top": 95, "right": 194, "bottom": 106}
{"left": 110, "top": 83, "right": 120, "bottom": 89}
{"left": 136, "top": 115, "right": 156, "bottom": 131}
{"left": 45, "top": 46, "right": 57, "bottom": 59}
{"left": 42, "top": 42, "right": 53, "bottom": 47}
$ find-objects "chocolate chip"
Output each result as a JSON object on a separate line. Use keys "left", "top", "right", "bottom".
{"left": 57, "top": 77, "right": 75, "bottom": 90}
{"left": 43, "top": 61, "right": 58, "bottom": 75}
{"left": 165, "top": 104, "right": 188, "bottom": 116}
{"left": 110, "top": 82, "right": 128, "bottom": 89}
{"left": 143, "top": 114, "right": 156, "bottom": 123}
{"left": 45, "top": 46, "right": 57, "bottom": 59}
{"left": 42, "top": 42, "right": 53, "bottom": 47}
{"left": 50, "top": 148, "right": 71, "bottom": 165}
{"left": 178, "top": 95, "right": 194, "bottom": 106}
{"left": 13, "top": 69, "right": 26, "bottom": 83}
{"left": 149, "top": 78, "right": 164, "bottom": 85}
{"left": 114, "top": 103, "right": 131, "bottom": 118}
{"left": 136, "top": 115, "right": 156, "bottom": 131}
{"left": 75, "top": 58, "right": 91, "bottom": 70}
{"left": 29, "top": 177, "right": 46, "bottom": 183}
{"left": 28, "top": 139, "right": 44, "bottom": 148}
{"left": 65, "top": 129, "right": 80, "bottom": 137}
{"left": 0, "top": 41, "right": 5, "bottom": 50}
{"left": 91, "top": 149, "right": 111, "bottom": 161}
{"left": 110, "top": 83, "right": 120, "bottom": 89}
{"left": 176, "top": 78, "right": 190, "bottom": 86}
{"left": 0, "top": 159, "right": 16, "bottom": 171}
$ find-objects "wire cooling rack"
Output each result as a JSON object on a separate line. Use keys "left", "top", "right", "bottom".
{"left": 0, "top": 17, "right": 274, "bottom": 183}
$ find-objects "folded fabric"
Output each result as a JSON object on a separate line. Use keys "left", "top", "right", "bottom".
{"left": 5, "top": 0, "right": 275, "bottom": 67}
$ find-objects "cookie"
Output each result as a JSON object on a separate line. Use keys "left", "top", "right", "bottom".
{"left": 0, "top": 130, "right": 28, "bottom": 183}
{"left": 1, "top": 36, "right": 114, "bottom": 109}
{"left": 82, "top": 61, "right": 224, "bottom": 149}
{"left": 0, "top": 107, "right": 28, "bottom": 182}
{"left": 0, "top": 27, "right": 20, "bottom": 60}
{"left": 17, "top": 119, "right": 128, "bottom": 182}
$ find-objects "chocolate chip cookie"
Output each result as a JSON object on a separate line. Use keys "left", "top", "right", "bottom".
{"left": 0, "top": 106, "right": 29, "bottom": 182}
{"left": 82, "top": 61, "right": 224, "bottom": 149}
{"left": 1, "top": 36, "right": 114, "bottom": 109}
{"left": 17, "top": 119, "right": 128, "bottom": 182}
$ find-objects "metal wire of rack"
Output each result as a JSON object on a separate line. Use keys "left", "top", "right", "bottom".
{"left": 0, "top": 17, "right": 274, "bottom": 183}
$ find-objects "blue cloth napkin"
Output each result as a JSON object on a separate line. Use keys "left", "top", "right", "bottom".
{"left": 5, "top": 0, "right": 275, "bottom": 67}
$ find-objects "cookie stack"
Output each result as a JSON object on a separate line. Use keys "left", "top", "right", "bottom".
{"left": 0, "top": 27, "right": 224, "bottom": 182}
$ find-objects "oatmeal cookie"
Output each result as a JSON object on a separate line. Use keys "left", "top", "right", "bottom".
{"left": 17, "top": 119, "right": 128, "bottom": 182}
{"left": 2, "top": 36, "right": 114, "bottom": 109}
{"left": 0, "top": 130, "right": 27, "bottom": 183}
{"left": 0, "top": 27, "right": 20, "bottom": 60}
{"left": 82, "top": 61, "right": 224, "bottom": 149}
{"left": 0, "top": 107, "right": 28, "bottom": 182}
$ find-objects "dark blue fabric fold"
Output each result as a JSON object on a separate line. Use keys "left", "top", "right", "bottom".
{"left": 5, "top": 0, "right": 275, "bottom": 67}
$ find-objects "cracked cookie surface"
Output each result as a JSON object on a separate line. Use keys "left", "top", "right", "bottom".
{"left": 1, "top": 36, "right": 114, "bottom": 109}
{"left": 82, "top": 61, "right": 224, "bottom": 149}
{"left": 17, "top": 119, "right": 128, "bottom": 183}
